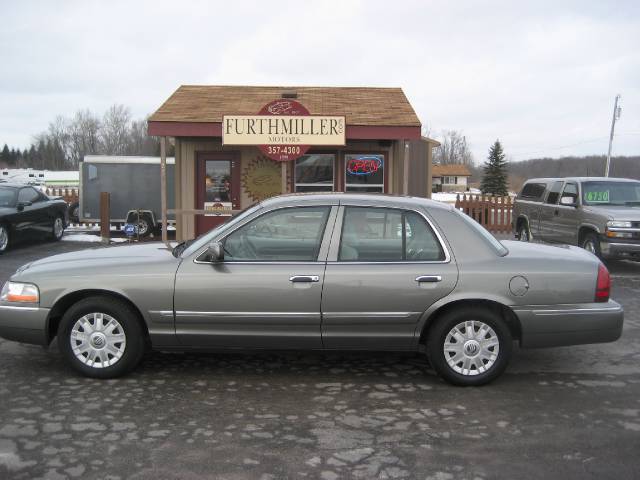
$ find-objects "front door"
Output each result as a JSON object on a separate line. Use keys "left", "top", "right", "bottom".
{"left": 174, "top": 205, "right": 337, "bottom": 349}
{"left": 321, "top": 206, "right": 458, "bottom": 350}
{"left": 538, "top": 180, "right": 564, "bottom": 242}
{"left": 195, "top": 152, "right": 241, "bottom": 236}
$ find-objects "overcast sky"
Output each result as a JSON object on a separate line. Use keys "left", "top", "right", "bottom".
{"left": 1, "top": 0, "right": 638, "bottom": 163}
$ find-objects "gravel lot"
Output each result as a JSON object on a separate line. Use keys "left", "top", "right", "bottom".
{"left": 0, "top": 238, "right": 639, "bottom": 480}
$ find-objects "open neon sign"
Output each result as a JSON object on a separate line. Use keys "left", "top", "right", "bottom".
{"left": 346, "top": 156, "right": 383, "bottom": 176}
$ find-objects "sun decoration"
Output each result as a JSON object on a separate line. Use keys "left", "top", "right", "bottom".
{"left": 241, "top": 156, "right": 291, "bottom": 202}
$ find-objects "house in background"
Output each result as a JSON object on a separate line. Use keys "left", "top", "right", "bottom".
{"left": 431, "top": 164, "right": 472, "bottom": 192}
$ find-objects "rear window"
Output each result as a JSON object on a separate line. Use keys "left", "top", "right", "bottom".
{"left": 545, "top": 181, "right": 564, "bottom": 204}
{"left": 519, "top": 182, "right": 547, "bottom": 200}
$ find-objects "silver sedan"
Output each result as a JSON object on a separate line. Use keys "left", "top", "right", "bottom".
{"left": 0, "top": 194, "right": 624, "bottom": 386}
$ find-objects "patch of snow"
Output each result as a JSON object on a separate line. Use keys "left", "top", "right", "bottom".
{"left": 62, "top": 234, "right": 128, "bottom": 243}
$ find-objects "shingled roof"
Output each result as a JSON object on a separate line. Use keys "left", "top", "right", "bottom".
{"left": 149, "top": 85, "right": 421, "bottom": 127}
{"left": 432, "top": 164, "right": 472, "bottom": 177}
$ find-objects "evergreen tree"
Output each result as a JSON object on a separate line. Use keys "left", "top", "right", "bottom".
{"left": 0, "top": 144, "right": 10, "bottom": 167}
{"left": 480, "top": 140, "right": 509, "bottom": 196}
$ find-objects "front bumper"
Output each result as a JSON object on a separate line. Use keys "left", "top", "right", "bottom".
{"left": 600, "top": 238, "right": 640, "bottom": 258}
{"left": 0, "top": 304, "right": 50, "bottom": 346}
{"left": 513, "top": 300, "right": 623, "bottom": 348}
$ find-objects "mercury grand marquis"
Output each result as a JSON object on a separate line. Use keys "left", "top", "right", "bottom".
{"left": 0, "top": 194, "right": 624, "bottom": 386}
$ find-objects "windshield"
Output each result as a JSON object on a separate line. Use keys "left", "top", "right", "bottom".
{"left": 0, "top": 187, "right": 17, "bottom": 208}
{"left": 453, "top": 208, "right": 509, "bottom": 256}
{"left": 180, "top": 203, "right": 263, "bottom": 257}
{"left": 582, "top": 181, "right": 640, "bottom": 206}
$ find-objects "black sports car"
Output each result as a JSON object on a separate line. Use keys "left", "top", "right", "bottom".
{"left": 0, "top": 183, "right": 68, "bottom": 253}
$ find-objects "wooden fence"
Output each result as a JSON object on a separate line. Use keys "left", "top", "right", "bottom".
{"left": 45, "top": 187, "right": 79, "bottom": 204}
{"left": 455, "top": 194, "right": 513, "bottom": 233}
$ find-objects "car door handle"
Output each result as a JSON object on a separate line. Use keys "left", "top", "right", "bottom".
{"left": 289, "top": 275, "right": 320, "bottom": 283}
{"left": 415, "top": 275, "right": 442, "bottom": 283}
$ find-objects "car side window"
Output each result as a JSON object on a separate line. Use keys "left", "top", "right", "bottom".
{"left": 338, "top": 207, "right": 444, "bottom": 262}
{"left": 545, "top": 181, "right": 563, "bottom": 204}
{"left": 223, "top": 206, "right": 330, "bottom": 261}
{"left": 17, "top": 187, "right": 40, "bottom": 204}
{"left": 520, "top": 182, "right": 547, "bottom": 201}
{"left": 561, "top": 182, "right": 578, "bottom": 203}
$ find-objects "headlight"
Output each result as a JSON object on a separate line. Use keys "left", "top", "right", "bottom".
{"left": 607, "top": 220, "right": 632, "bottom": 228}
{"left": 0, "top": 282, "right": 39, "bottom": 303}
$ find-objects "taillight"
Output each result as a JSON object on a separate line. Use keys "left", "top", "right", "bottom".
{"left": 595, "top": 263, "right": 610, "bottom": 302}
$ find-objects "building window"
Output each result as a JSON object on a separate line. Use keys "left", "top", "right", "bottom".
{"left": 442, "top": 176, "right": 458, "bottom": 185}
{"left": 294, "top": 154, "right": 335, "bottom": 192}
{"left": 345, "top": 154, "right": 384, "bottom": 193}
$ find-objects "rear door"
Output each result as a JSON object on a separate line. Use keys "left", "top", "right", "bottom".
{"left": 538, "top": 181, "right": 564, "bottom": 242}
{"left": 321, "top": 205, "right": 458, "bottom": 350}
{"left": 555, "top": 181, "right": 580, "bottom": 244}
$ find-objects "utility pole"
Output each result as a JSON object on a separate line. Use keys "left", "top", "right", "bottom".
{"left": 605, "top": 94, "right": 622, "bottom": 177}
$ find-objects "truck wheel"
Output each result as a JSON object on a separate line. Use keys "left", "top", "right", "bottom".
{"left": 582, "top": 232, "right": 602, "bottom": 258}
{"left": 427, "top": 307, "right": 512, "bottom": 386}
{"left": 137, "top": 217, "right": 151, "bottom": 237}
{"left": 518, "top": 222, "right": 530, "bottom": 242}
{"left": 68, "top": 202, "right": 79, "bottom": 223}
{"left": 57, "top": 296, "right": 145, "bottom": 379}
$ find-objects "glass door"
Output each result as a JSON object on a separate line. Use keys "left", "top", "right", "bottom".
{"left": 196, "top": 153, "right": 240, "bottom": 235}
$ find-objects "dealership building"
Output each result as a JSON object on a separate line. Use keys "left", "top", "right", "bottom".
{"left": 147, "top": 85, "right": 437, "bottom": 241}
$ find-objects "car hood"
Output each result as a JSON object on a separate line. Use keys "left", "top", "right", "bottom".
{"left": 501, "top": 240, "right": 598, "bottom": 263}
{"left": 582, "top": 205, "right": 640, "bottom": 221}
{"left": 17, "top": 243, "right": 178, "bottom": 274}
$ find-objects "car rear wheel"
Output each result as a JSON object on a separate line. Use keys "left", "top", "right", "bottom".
{"left": 427, "top": 307, "right": 512, "bottom": 386}
{"left": 51, "top": 215, "right": 65, "bottom": 241}
{"left": 0, "top": 224, "right": 9, "bottom": 253}
{"left": 57, "top": 296, "right": 145, "bottom": 379}
{"left": 582, "top": 232, "right": 602, "bottom": 258}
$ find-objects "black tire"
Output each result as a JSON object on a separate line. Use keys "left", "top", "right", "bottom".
{"left": 136, "top": 213, "right": 154, "bottom": 238}
{"left": 518, "top": 221, "right": 530, "bottom": 242}
{"left": 68, "top": 202, "right": 79, "bottom": 223}
{"left": 0, "top": 223, "right": 9, "bottom": 254}
{"left": 50, "top": 215, "right": 65, "bottom": 241}
{"left": 57, "top": 296, "right": 145, "bottom": 379}
{"left": 427, "top": 307, "right": 512, "bottom": 386}
{"left": 581, "top": 232, "right": 602, "bottom": 258}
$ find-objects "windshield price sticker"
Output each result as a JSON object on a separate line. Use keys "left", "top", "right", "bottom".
{"left": 586, "top": 191, "right": 610, "bottom": 203}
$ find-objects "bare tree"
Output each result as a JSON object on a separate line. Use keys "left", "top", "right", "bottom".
{"left": 433, "top": 130, "right": 474, "bottom": 165}
{"left": 67, "top": 109, "right": 101, "bottom": 167}
{"left": 100, "top": 104, "right": 131, "bottom": 155}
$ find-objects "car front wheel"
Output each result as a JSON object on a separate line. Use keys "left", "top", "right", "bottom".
{"left": 57, "top": 296, "right": 145, "bottom": 379}
{"left": 518, "top": 223, "right": 530, "bottom": 242}
{"left": 0, "top": 224, "right": 9, "bottom": 253}
{"left": 582, "top": 232, "right": 602, "bottom": 258}
{"left": 51, "top": 215, "right": 65, "bottom": 241}
{"left": 427, "top": 307, "right": 512, "bottom": 386}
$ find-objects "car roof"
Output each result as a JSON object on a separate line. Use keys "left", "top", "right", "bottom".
{"left": 524, "top": 177, "right": 639, "bottom": 184}
{"left": 259, "top": 192, "right": 454, "bottom": 211}
{"left": 0, "top": 183, "right": 30, "bottom": 189}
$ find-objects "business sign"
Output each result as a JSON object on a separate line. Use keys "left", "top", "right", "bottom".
{"left": 223, "top": 100, "right": 346, "bottom": 162}
{"left": 346, "top": 155, "right": 383, "bottom": 176}
{"left": 204, "top": 201, "right": 233, "bottom": 216}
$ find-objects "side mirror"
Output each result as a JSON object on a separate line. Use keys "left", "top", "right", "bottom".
{"left": 560, "top": 196, "right": 577, "bottom": 207}
{"left": 16, "top": 201, "right": 32, "bottom": 211}
{"left": 205, "top": 241, "right": 224, "bottom": 263}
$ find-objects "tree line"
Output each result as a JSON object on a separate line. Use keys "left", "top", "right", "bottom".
{"left": 0, "top": 105, "right": 172, "bottom": 171}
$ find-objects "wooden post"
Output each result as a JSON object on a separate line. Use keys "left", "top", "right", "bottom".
{"left": 100, "top": 192, "right": 110, "bottom": 244}
{"left": 281, "top": 162, "right": 287, "bottom": 194}
{"left": 403, "top": 140, "right": 410, "bottom": 195}
{"left": 160, "top": 136, "right": 168, "bottom": 244}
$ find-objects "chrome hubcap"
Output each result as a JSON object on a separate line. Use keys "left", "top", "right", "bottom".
{"left": 444, "top": 320, "right": 500, "bottom": 376}
{"left": 138, "top": 220, "right": 148, "bottom": 235}
{"left": 54, "top": 218, "right": 64, "bottom": 238}
{"left": 70, "top": 313, "right": 126, "bottom": 369}
{"left": 584, "top": 241, "right": 596, "bottom": 254}
{"left": 519, "top": 227, "right": 529, "bottom": 242}
{"left": 0, "top": 226, "right": 7, "bottom": 251}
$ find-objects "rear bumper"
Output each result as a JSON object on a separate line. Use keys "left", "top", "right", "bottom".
{"left": 513, "top": 300, "right": 623, "bottom": 348}
{"left": 0, "top": 304, "right": 50, "bottom": 346}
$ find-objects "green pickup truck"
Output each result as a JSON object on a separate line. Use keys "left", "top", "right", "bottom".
{"left": 513, "top": 177, "right": 640, "bottom": 259}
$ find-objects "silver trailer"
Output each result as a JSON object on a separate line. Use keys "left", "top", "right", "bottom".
{"left": 80, "top": 156, "right": 175, "bottom": 235}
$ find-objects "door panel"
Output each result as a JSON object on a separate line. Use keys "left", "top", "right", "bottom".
{"left": 173, "top": 262, "right": 325, "bottom": 348}
{"left": 321, "top": 206, "right": 458, "bottom": 350}
{"left": 538, "top": 181, "right": 564, "bottom": 242}
{"left": 555, "top": 182, "right": 580, "bottom": 244}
